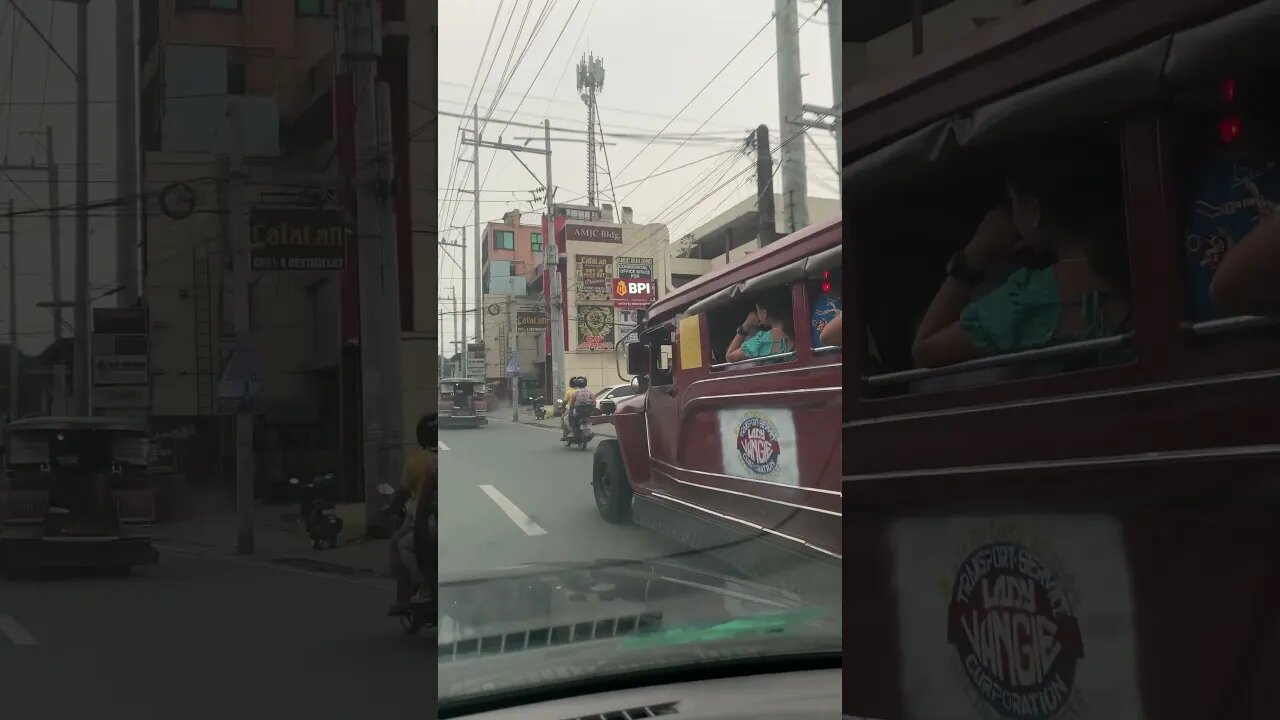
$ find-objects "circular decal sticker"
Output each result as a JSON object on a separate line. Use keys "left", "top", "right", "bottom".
{"left": 735, "top": 416, "right": 781, "bottom": 475}
{"left": 947, "top": 542, "right": 1084, "bottom": 719}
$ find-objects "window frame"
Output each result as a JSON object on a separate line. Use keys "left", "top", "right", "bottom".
{"left": 530, "top": 232, "right": 543, "bottom": 253}
{"left": 178, "top": 0, "right": 241, "bottom": 12}
{"left": 493, "top": 230, "right": 515, "bottom": 251}
{"left": 295, "top": 0, "right": 331, "bottom": 17}
{"left": 850, "top": 118, "right": 1147, "bottom": 412}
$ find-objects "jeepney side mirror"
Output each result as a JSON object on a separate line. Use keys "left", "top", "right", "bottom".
{"left": 630, "top": 375, "right": 648, "bottom": 394}
{"left": 626, "top": 342, "right": 650, "bottom": 376}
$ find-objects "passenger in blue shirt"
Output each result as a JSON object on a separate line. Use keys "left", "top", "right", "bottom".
{"left": 810, "top": 269, "right": 842, "bottom": 347}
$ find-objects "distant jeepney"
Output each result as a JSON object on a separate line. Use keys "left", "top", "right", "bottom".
{"left": 1, "top": 417, "right": 159, "bottom": 571}
{"left": 439, "top": 378, "right": 488, "bottom": 429}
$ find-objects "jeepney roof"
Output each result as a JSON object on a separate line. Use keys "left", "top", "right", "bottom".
{"left": 2, "top": 416, "right": 148, "bottom": 434}
{"left": 845, "top": 0, "right": 1279, "bottom": 197}
{"left": 646, "top": 214, "right": 841, "bottom": 324}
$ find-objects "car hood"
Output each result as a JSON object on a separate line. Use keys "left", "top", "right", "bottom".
{"left": 438, "top": 558, "right": 841, "bottom": 706}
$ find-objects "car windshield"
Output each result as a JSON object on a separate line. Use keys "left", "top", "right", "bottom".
{"left": 437, "top": 0, "right": 843, "bottom": 713}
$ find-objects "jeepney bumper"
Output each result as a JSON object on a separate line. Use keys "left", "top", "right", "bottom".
{"left": 0, "top": 535, "right": 160, "bottom": 570}
{"left": 440, "top": 415, "right": 487, "bottom": 428}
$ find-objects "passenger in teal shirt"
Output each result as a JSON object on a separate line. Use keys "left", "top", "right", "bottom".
{"left": 727, "top": 293, "right": 795, "bottom": 364}
{"left": 914, "top": 145, "right": 1131, "bottom": 370}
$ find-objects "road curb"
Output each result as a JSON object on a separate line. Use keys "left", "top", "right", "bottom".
{"left": 153, "top": 536, "right": 392, "bottom": 578}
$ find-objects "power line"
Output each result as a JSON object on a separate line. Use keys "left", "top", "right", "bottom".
{"left": 608, "top": 13, "right": 775, "bottom": 188}
{"left": 617, "top": 1, "right": 827, "bottom": 206}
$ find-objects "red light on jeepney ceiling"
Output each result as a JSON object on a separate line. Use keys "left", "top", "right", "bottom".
{"left": 820, "top": 270, "right": 831, "bottom": 293}
{"left": 1219, "top": 116, "right": 1243, "bottom": 144}
{"left": 1221, "top": 76, "right": 1237, "bottom": 103}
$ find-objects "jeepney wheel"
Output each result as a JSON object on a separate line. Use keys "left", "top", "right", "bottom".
{"left": 593, "top": 441, "right": 633, "bottom": 524}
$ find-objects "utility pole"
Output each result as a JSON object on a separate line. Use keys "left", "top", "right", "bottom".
{"left": 344, "top": 0, "right": 395, "bottom": 536}
{"left": 227, "top": 103, "right": 254, "bottom": 555}
{"left": 374, "top": 81, "right": 404, "bottom": 486}
{"left": 544, "top": 119, "right": 564, "bottom": 403}
{"left": 7, "top": 200, "right": 16, "bottom": 422}
{"left": 508, "top": 290, "right": 517, "bottom": 421}
{"left": 472, "top": 104, "right": 482, "bottom": 381}
{"left": 462, "top": 111, "right": 560, "bottom": 393}
{"left": 74, "top": 0, "right": 90, "bottom": 415}
{"left": 116, "top": 0, "right": 138, "bottom": 308}
{"left": 828, "top": 0, "right": 841, "bottom": 159}
{"left": 755, "top": 125, "right": 776, "bottom": 246}
{"left": 9, "top": 128, "right": 63, "bottom": 412}
{"left": 46, "top": 127, "right": 65, "bottom": 413}
{"left": 775, "top": 0, "right": 809, "bottom": 234}
{"left": 441, "top": 238, "right": 466, "bottom": 379}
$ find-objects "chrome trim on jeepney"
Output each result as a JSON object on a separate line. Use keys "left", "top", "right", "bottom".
{"left": 863, "top": 333, "right": 1132, "bottom": 388}
{"left": 1185, "top": 315, "right": 1280, "bottom": 336}
{"left": 651, "top": 456, "right": 842, "bottom": 496}
{"left": 648, "top": 489, "right": 842, "bottom": 560}
{"left": 846, "top": 367, "right": 1280, "bottom": 427}
{"left": 652, "top": 465, "right": 841, "bottom": 517}
{"left": 843, "top": 443, "right": 1280, "bottom": 482}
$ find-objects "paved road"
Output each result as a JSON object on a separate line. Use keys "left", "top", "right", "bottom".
{"left": 439, "top": 418, "right": 688, "bottom": 579}
{"left": 0, "top": 547, "right": 432, "bottom": 720}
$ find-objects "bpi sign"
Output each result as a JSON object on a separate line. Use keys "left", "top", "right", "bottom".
{"left": 612, "top": 278, "right": 655, "bottom": 308}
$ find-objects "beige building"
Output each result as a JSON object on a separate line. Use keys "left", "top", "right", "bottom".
{"left": 671, "top": 194, "right": 841, "bottom": 278}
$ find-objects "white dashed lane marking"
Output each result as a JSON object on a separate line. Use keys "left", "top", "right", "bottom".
{"left": 479, "top": 484, "right": 547, "bottom": 537}
{"left": 0, "top": 616, "right": 37, "bottom": 645}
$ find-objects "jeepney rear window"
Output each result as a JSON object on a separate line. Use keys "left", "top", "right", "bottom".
{"left": 855, "top": 129, "right": 1134, "bottom": 396}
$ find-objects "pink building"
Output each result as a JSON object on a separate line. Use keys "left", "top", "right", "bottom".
{"left": 482, "top": 210, "right": 546, "bottom": 294}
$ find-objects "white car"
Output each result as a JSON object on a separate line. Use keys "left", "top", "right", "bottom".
{"left": 594, "top": 384, "right": 638, "bottom": 414}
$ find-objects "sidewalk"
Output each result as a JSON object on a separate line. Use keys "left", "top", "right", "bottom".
{"left": 151, "top": 487, "right": 390, "bottom": 576}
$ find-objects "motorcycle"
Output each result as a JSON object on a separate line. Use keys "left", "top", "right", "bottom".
{"left": 562, "top": 405, "right": 596, "bottom": 450}
{"left": 532, "top": 395, "right": 547, "bottom": 420}
{"left": 288, "top": 473, "right": 344, "bottom": 550}
{"left": 376, "top": 483, "right": 434, "bottom": 635}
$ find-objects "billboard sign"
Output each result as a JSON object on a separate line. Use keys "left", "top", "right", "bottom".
{"left": 574, "top": 254, "right": 613, "bottom": 303}
{"left": 566, "top": 224, "right": 622, "bottom": 243}
{"left": 249, "top": 207, "right": 350, "bottom": 271}
{"left": 611, "top": 278, "right": 656, "bottom": 308}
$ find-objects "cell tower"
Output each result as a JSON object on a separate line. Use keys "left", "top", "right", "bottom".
{"left": 576, "top": 52, "right": 605, "bottom": 209}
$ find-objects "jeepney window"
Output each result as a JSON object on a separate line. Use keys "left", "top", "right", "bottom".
{"left": 709, "top": 288, "right": 799, "bottom": 371}
{"left": 6, "top": 434, "right": 49, "bottom": 464}
{"left": 857, "top": 130, "right": 1135, "bottom": 396}
{"left": 1175, "top": 71, "right": 1280, "bottom": 326}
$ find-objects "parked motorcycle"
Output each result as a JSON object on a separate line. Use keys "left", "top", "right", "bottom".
{"left": 288, "top": 473, "right": 344, "bottom": 550}
{"left": 532, "top": 395, "right": 548, "bottom": 420}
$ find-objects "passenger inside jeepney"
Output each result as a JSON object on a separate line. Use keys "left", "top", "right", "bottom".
{"left": 810, "top": 269, "right": 842, "bottom": 347}
{"left": 913, "top": 145, "right": 1131, "bottom": 369}
{"left": 725, "top": 291, "right": 796, "bottom": 364}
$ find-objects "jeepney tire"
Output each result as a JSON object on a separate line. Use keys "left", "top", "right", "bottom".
{"left": 593, "top": 440, "right": 633, "bottom": 524}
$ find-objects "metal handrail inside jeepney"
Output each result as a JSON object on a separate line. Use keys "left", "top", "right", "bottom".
{"left": 710, "top": 351, "right": 799, "bottom": 370}
{"left": 813, "top": 345, "right": 840, "bottom": 355}
{"left": 686, "top": 245, "right": 844, "bottom": 318}
{"left": 1186, "top": 315, "right": 1280, "bottom": 336}
{"left": 863, "top": 333, "right": 1133, "bottom": 387}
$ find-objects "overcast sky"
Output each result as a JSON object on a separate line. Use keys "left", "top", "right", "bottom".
{"left": 0, "top": 0, "right": 123, "bottom": 355}
{"left": 437, "top": 0, "right": 840, "bottom": 353}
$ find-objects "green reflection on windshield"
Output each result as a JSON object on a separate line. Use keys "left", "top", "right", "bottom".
{"left": 618, "top": 609, "right": 827, "bottom": 651}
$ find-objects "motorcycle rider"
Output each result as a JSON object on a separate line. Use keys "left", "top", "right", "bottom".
{"left": 562, "top": 376, "right": 595, "bottom": 441}
{"left": 387, "top": 414, "right": 435, "bottom": 616}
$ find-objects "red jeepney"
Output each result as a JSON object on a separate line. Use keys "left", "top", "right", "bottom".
{"left": 592, "top": 217, "right": 842, "bottom": 579}
{"left": 845, "top": 1, "right": 1280, "bottom": 718}
{"left": 439, "top": 378, "right": 488, "bottom": 429}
